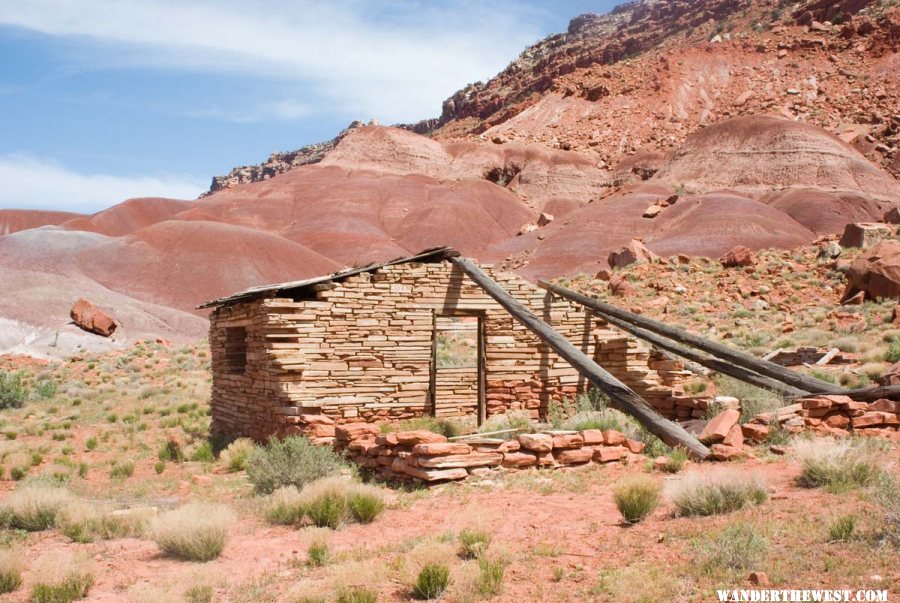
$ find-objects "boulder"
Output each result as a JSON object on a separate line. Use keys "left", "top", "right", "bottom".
{"left": 608, "top": 238, "right": 657, "bottom": 268}
{"left": 839, "top": 222, "right": 891, "bottom": 249}
{"left": 602, "top": 430, "right": 626, "bottom": 446}
{"left": 699, "top": 409, "right": 740, "bottom": 444}
{"left": 501, "top": 451, "right": 538, "bottom": 468}
{"left": 537, "top": 212, "right": 555, "bottom": 226}
{"left": 70, "top": 298, "right": 119, "bottom": 337}
{"left": 843, "top": 239, "right": 900, "bottom": 301}
{"left": 884, "top": 207, "right": 900, "bottom": 224}
{"left": 720, "top": 246, "right": 756, "bottom": 268}
{"left": 741, "top": 423, "right": 770, "bottom": 442}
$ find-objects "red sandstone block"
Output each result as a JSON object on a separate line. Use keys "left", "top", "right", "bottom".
{"left": 603, "top": 430, "right": 626, "bottom": 446}
{"left": 580, "top": 429, "right": 604, "bottom": 445}
{"left": 501, "top": 451, "right": 538, "bottom": 468}
{"left": 554, "top": 447, "right": 594, "bottom": 465}
{"left": 551, "top": 433, "right": 584, "bottom": 449}
{"left": 412, "top": 442, "right": 472, "bottom": 456}
{"left": 395, "top": 430, "right": 448, "bottom": 446}
{"left": 593, "top": 446, "right": 627, "bottom": 463}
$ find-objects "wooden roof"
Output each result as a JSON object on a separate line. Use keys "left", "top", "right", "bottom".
{"left": 198, "top": 246, "right": 459, "bottom": 309}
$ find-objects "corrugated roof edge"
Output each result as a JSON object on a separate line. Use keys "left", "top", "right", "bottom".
{"left": 197, "top": 246, "right": 459, "bottom": 309}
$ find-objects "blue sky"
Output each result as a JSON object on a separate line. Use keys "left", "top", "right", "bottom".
{"left": 0, "top": 1, "right": 618, "bottom": 212}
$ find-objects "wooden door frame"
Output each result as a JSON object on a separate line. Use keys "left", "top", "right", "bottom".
{"left": 429, "top": 310, "right": 486, "bottom": 425}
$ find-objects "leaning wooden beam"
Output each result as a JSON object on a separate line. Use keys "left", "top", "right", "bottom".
{"left": 797, "top": 384, "right": 900, "bottom": 402}
{"left": 584, "top": 307, "right": 809, "bottom": 398}
{"left": 540, "top": 281, "right": 847, "bottom": 396}
{"left": 450, "top": 257, "right": 710, "bottom": 460}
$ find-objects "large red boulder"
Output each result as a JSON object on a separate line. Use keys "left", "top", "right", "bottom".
{"left": 608, "top": 238, "right": 657, "bottom": 268}
{"left": 70, "top": 298, "right": 119, "bottom": 337}
{"left": 720, "top": 246, "right": 756, "bottom": 268}
{"left": 843, "top": 239, "right": 900, "bottom": 302}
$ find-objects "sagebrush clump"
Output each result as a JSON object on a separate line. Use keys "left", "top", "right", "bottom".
{"left": 29, "top": 552, "right": 93, "bottom": 603}
{"left": 245, "top": 436, "right": 346, "bottom": 494}
{"left": 0, "top": 484, "right": 73, "bottom": 531}
{"left": 793, "top": 438, "right": 883, "bottom": 492}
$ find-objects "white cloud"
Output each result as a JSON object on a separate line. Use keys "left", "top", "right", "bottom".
{"left": 0, "top": 0, "right": 543, "bottom": 123}
{"left": 0, "top": 154, "right": 205, "bottom": 213}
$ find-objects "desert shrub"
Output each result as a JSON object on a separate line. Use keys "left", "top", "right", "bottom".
{"left": 347, "top": 489, "right": 385, "bottom": 524}
{"left": 30, "top": 552, "right": 93, "bottom": 603}
{"left": 157, "top": 438, "right": 185, "bottom": 463}
{"left": 458, "top": 528, "right": 492, "bottom": 559}
{"left": 413, "top": 563, "right": 450, "bottom": 600}
{"left": 32, "top": 379, "right": 57, "bottom": 400}
{"left": 307, "top": 540, "right": 330, "bottom": 566}
{"left": 884, "top": 336, "right": 900, "bottom": 362}
{"left": 828, "top": 514, "right": 857, "bottom": 542}
{"left": 304, "top": 489, "right": 346, "bottom": 529}
{"left": 476, "top": 557, "right": 506, "bottom": 597}
{"left": 184, "top": 583, "right": 214, "bottom": 603}
{"left": 871, "top": 472, "right": 899, "bottom": 548}
{"left": 0, "top": 549, "right": 23, "bottom": 594}
{"left": 84, "top": 437, "right": 97, "bottom": 451}
{"left": 694, "top": 522, "right": 768, "bottom": 574}
{"left": 613, "top": 475, "right": 662, "bottom": 524}
{"left": 794, "top": 438, "right": 882, "bottom": 493}
{"left": 219, "top": 437, "right": 255, "bottom": 472}
{"left": 151, "top": 502, "right": 234, "bottom": 561}
{"left": 154, "top": 460, "right": 165, "bottom": 474}
{"left": 265, "top": 486, "right": 305, "bottom": 526}
{"left": 0, "top": 372, "right": 27, "bottom": 410}
{"left": 190, "top": 441, "right": 215, "bottom": 463}
{"left": 109, "top": 460, "right": 135, "bottom": 480}
{"left": 655, "top": 448, "right": 688, "bottom": 473}
{"left": 244, "top": 435, "right": 345, "bottom": 494}
{"left": 57, "top": 502, "right": 149, "bottom": 543}
{"left": 335, "top": 587, "right": 378, "bottom": 603}
{"left": 713, "top": 375, "right": 786, "bottom": 423}
{"left": 0, "top": 484, "right": 72, "bottom": 531}
{"left": 669, "top": 471, "right": 767, "bottom": 516}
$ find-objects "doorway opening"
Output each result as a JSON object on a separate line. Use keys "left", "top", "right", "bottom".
{"left": 431, "top": 313, "right": 486, "bottom": 425}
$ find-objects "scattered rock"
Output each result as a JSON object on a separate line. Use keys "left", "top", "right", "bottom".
{"left": 70, "top": 298, "right": 119, "bottom": 337}
{"left": 609, "top": 239, "right": 657, "bottom": 268}
{"left": 839, "top": 223, "right": 891, "bottom": 249}
{"left": 699, "top": 409, "right": 741, "bottom": 444}
{"left": 537, "top": 213, "right": 555, "bottom": 227}
{"left": 720, "top": 246, "right": 756, "bottom": 268}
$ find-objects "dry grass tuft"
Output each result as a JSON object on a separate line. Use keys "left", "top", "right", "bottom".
{"left": 219, "top": 438, "right": 256, "bottom": 473}
{"left": 265, "top": 486, "right": 304, "bottom": 526}
{"left": 151, "top": 502, "right": 235, "bottom": 561}
{"left": 668, "top": 470, "right": 767, "bottom": 516}
{"left": 0, "top": 484, "right": 73, "bottom": 531}
{"left": 793, "top": 437, "right": 883, "bottom": 492}
{"left": 57, "top": 502, "right": 151, "bottom": 543}
{"left": 0, "top": 548, "right": 23, "bottom": 594}
{"left": 30, "top": 552, "right": 93, "bottom": 603}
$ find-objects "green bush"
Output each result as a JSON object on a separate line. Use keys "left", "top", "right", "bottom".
{"left": 655, "top": 448, "right": 688, "bottom": 474}
{"left": 307, "top": 540, "right": 329, "bottom": 566}
{"left": 304, "top": 490, "right": 346, "bottom": 529}
{"left": 613, "top": 475, "right": 662, "bottom": 524}
{"left": 157, "top": 438, "right": 185, "bottom": 463}
{"left": 245, "top": 436, "right": 346, "bottom": 494}
{"left": 671, "top": 471, "right": 767, "bottom": 517}
{"left": 0, "top": 372, "right": 27, "bottom": 410}
{"left": 828, "top": 514, "right": 857, "bottom": 542}
{"left": 347, "top": 491, "right": 385, "bottom": 524}
{"left": 31, "top": 574, "right": 93, "bottom": 603}
{"left": 413, "top": 562, "right": 450, "bottom": 599}
{"left": 885, "top": 336, "right": 900, "bottom": 362}
{"left": 190, "top": 441, "right": 215, "bottom": 463}
{"left": 871, "top": 472, "right": 899, "bottom": 548}
{"left": 476, "top": 557, "right": 506, "bottom": 597}
{"left": 458, "top": 528, "right": 491, "bottom": 559}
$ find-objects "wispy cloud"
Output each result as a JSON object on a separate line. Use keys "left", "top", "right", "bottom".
{"left": 0, "top": 0, "right": 543, "bottom": 123}
{"left": 0, "top": 154, "right": 205, "bottom": 213}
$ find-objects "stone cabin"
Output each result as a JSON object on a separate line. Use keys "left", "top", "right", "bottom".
{"left": 201, "top": 248, "right": 687, "bottom": 442}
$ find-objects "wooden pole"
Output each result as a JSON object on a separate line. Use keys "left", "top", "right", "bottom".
{"left": 540, "top": 281, "right": 847, "bottom": 396}
{"left": 450, "top": 257, "right": 710, "bottom": 459}
{"left": 796, "top": 384, "right": 900, "bottom": 402}
{"left": 586, "top": 307, "right": 809, "bottom": 398}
